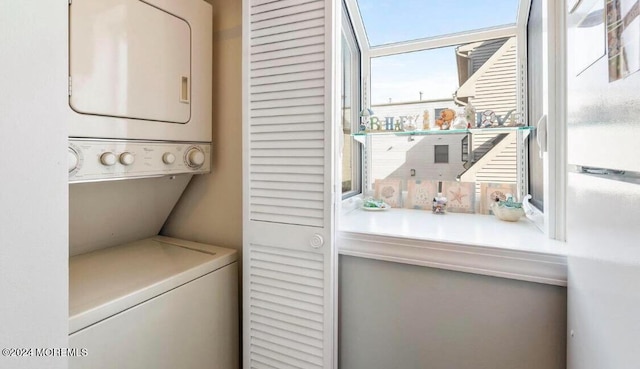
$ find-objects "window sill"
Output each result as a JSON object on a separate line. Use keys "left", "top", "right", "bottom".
{"left": 338, "top": 208, "right": 567, "bottom": 286}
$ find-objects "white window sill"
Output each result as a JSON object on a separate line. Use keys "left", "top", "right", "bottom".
{"left": 338, "top": 208, "right": 567, "bottom": 286}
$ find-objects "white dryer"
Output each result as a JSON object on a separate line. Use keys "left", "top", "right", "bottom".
{"left": 69, "top": 236, "right": 239, "bottom": 369}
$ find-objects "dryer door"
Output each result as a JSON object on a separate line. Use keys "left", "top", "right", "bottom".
{"left": 70, "top": 0, "right": 191, "bottom": 124}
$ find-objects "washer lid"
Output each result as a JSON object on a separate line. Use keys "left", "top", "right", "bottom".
{"left": 69, "top": 236, "right": 237, "bottom": 334}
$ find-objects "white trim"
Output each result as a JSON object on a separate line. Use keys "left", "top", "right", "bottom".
{"left": 369, "top": 25, "right": 517, "bottom": 58}
{"left": 552, "top": 0, "right": 567, "bottom": 242}
{"left": 541, "top": 0, "right": 567, "bottom": 241}
{"left": 327, "top": 1, "right": 340, "bottom": 368}
{"left": 338, "top": 208, "right": 568, "bottom": 285}
{"left": 516, "top": 0, "right": 531, "bottom": 203}
{"left": 241, "top": 0, "right": 250, "bottom": 367}
{"left": 241, "top": 0, "right": 251, "bottom": 368}
{"left": 338, "top": 232, "right": 567, "bottom": 286}
{"left": 340, "top": 6, "right": 362, "bottom": 200}
{"left": 342, "top": 0, "right": 369, "bottom": 52}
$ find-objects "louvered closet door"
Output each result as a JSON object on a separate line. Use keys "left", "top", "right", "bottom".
{"left": 243, "top": 0, "right": 337, "bottom": 368}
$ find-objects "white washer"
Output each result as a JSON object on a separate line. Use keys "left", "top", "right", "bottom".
{"left": 69, "top": 236, "right": 239, "bottom": 369}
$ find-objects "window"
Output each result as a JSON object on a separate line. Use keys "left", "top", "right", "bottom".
{"left": 434, "top": 145, "right": 449, "bottom": 163}
{"left": 341, "top": 7, "right": 362, "bottom": 198}
{"left": 356, "top": 0, "right": 519, "bottom": 46}
{"left": 356, "top": 0, "right": 524, "bottom": 206}
{"left": 343, "top": 0, "right": 562, "bottom": 239}
{"left": 343, "top": 0, "right": 547, "bottom": 213}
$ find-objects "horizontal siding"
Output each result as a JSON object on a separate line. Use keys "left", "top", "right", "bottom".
{"left": 470, "top": 38, "right": 508, "bottom": 73}
{"left": 472, "top": 134, "right": 517, "bottom": 183}
{"left": 471, "top": 40, "right": 517, "bottom": 117}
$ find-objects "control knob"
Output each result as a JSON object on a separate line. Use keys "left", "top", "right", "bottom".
{"left": 100, "top": 152, "right": 117, "bottom": 166}
{"left": 185, "top": 147, "right": 205, "bottom": 168}
{"left": 119, "top": 152, "right": 135, "bottom": 166}
{"left": 68, "top": 148, "right": 79, "bottom": 173}
{"left": 162, "top": 152, "right": 176, "bottom": 165}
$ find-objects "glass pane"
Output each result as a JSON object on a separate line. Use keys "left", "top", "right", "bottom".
{"left": 370, "top": 37, "right": 518, "bottom": 127}
{"left": 367, "top": 36, "right": 522, "bottom": 200}
{"left": 527, "top": 0, "right": 544, "bottom": 210}
{"left": 341, "top": 35, "right": 355, "bottom": 194}
{"left": 356, "top": 0, "right": 519, "bottom": 46}
{"left": 371, "top": 46, "right": 458, "bottom": 105}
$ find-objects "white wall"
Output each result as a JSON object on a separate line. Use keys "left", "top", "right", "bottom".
{"left": 0, "top": 2, "right": 68, "bottom": 369}
{"left": 369, "top": 134, "right": 466, "bottom": 191}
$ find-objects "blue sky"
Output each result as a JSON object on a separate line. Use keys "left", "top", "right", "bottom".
{"left": 356, "top": 0, "right": 520, "bottom": 104}
{"left": 357, "top": 0, "right": 519, "bottom": 46}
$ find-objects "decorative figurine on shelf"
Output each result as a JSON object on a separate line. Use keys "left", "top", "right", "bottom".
{"left": 490, "top": 194, "right": 527, "bottom": 222}
{"left": 507, "top": 111, "right": 518, "bottom": 127}
{"left": 435, "top": 108, "right": 455, "bottom": 130}
{"left": 359, "top": 107, "right": 374, "bottom": 132}
{"left": 503, "top": 111, "right": 525, "bottom": 127}
{"left": 464, "top": 102, "right": 476, "bottom": 128}
{"left": 480, "top": 110, "right": 496, "bottom": 128}
{"left": 404, "top": 115, "right": 417, "bottom": 131}
{"left": 451, "top": 109, "right": 468, "bottom": 130}
{"left": 432, "top": 192, "right": 448, "bottom": 214}
{"left": 422, "top": 110, "right": 430, "bottom": 130}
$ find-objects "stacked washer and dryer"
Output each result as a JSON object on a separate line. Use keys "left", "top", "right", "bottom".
{"left": 66, "top": 0, "right": 238, "bottom": 368}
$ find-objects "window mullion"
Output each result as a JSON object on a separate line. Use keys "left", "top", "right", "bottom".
{"left": 369, "top": 25, "right": 517, "bottom": 58}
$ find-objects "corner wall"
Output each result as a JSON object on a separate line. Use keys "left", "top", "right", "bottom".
{"left": 0, "top": 2, "right": 69, "bottom": 369}
{"left": 162, "top": 0, "right": 243, "bottom": 252}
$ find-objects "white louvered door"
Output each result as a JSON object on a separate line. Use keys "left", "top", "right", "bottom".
{"left": 243, "top": 0, "right": 338, "bottom": 368}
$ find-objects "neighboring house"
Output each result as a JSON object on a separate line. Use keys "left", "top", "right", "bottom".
{"left": 454, "top": 36, "right": 517, "bottom": 117}
{"left": 453, "top": 36, "right": 519, "bottom": 196}
{"left": 459, "top": 131, "right": 518, "bottom": 198}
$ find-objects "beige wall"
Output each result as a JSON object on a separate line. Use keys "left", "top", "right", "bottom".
{"left": 162, "top": 0, "right": 243, "bottom": 252}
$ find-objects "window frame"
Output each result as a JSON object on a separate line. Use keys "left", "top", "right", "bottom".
{"left": 340, "top": 5, "right": 363, "bottom": 200}
{"left": 342, "top": 0, "right": 566, "bottom": 240}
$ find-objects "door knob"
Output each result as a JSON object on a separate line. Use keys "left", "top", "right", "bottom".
{"left": 310, "top": 234, "right": 324, "bottom": 249}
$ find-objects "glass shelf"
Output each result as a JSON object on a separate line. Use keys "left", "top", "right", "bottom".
{"left": 352, "top": 126, "right": 535, "bottom": 137}
{"left": 351, "top": 126, "right": 535, "bottom": 144}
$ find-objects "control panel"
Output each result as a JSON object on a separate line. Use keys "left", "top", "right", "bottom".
{"left": 68, "top": 139, "right": 211, "bottom": 183}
